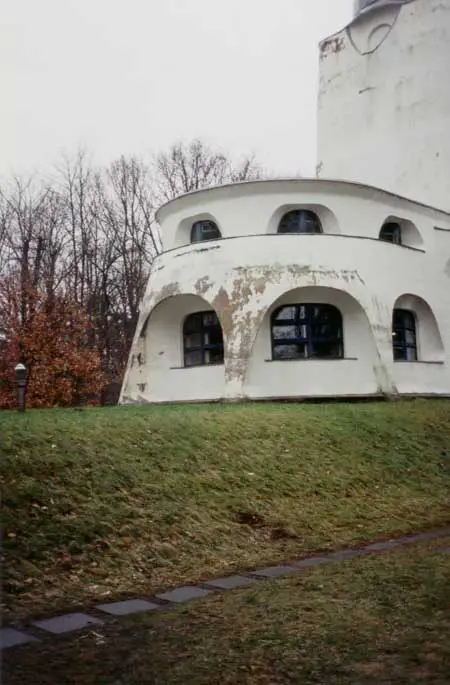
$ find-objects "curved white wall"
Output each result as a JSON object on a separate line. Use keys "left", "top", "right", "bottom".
{"left": 317, "top": 0, "right": 450, "bottom": 212}
{"left": 120, "top": 182, "right": 450, "bottom": 404}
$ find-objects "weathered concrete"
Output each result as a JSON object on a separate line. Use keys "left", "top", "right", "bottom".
{"left": 318, "top": 0, "right": 450, "bottom": 213}
{"left": 120, "top": 180, "right": 450, "bottom": 404}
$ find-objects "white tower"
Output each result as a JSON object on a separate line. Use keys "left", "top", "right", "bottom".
{"left": 317, "top": 0, "right": 450, "bottom": 211}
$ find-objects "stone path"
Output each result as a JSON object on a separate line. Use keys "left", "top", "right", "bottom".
{"left": 2, "top": 526, "right": 449, "bottom": 651}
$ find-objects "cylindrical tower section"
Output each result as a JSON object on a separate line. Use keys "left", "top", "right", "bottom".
{"left": 317, "top": 0, "right": 450, "bottom": 211}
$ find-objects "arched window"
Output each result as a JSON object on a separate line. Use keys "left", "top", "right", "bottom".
{"left": 271, "top": 304, "right": 343, "bottom": 360}
{"left": 191, "top": 220, "right": 221, "bottom": 243}
{"left": 392, "top": 309, "right": 417, "bottom": 361}
{"left": 183, "top": 312, "right": 224, "bottom": 367}
{"left": 277, "top": 210, "right": 323, "bottom": 235}
{"left": 380, "top": 222, "right": 402, "bottom": 245}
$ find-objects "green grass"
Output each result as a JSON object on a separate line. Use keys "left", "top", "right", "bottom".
{"left": 4, "top": 538, "right": 450, "bottom": 684}
{"left": 1, "top": 399, "right": 450, "bottom": 622}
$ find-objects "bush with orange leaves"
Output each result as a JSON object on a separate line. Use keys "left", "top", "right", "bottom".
{"left": 0, "top": 275, "right": 105, "bottom": 409}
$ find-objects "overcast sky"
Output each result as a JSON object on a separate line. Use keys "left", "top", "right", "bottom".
{"left": 2, "top": 0, "right": 353, "bottom": 180}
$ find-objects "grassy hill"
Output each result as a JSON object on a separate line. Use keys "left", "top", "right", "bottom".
{"left": 2, "top": 399, "right": 450, "bottom": 621}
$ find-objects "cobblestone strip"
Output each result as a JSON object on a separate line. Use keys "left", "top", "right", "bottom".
{"left": 2, "top": 526, "right": 449, "bottom": 650}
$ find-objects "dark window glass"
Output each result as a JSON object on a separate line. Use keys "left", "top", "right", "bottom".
{"left": 277, "top": 210, "right": 323, "bottom": 235}
{"left": 183, "top": 311, "right": 224, "bottom": 367}
{"left": 271, "top": 304, "right": 343, "bottom": 360}
{"left": 191, "top": 220, "right": 221, "bottom": 243}
{"left": 392, "top": 309, "right": 417, "bottom": 361}
{"left": 380, "top": 222, "right": 402, "bottom": 245}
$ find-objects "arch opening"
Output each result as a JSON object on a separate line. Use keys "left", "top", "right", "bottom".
{"left": 268, "top": 204, "right": 339, "bottom": 235}
{"left": 392, "top": 294, "right": 444, "bottom": 362}
{"left": 380, "top": 216, "right": 423, "bottom": 249}
{"left": 277, "top": 209, "right": 323, "bottom": 235}
{"left": 175, "top": 213, "right": 223, "bottom": 248}
{"left": 137, "top": 294, "right": 225, "bottom": 402}
{"left": 191, "top": 219, "right": 222, "bottom": 244}
{"left": 245, "top": 286, "right": 380, "bottom": 399}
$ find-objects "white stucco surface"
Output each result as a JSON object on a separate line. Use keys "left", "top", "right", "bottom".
{"left": 317, "top": 0, "right": 450, "bottom": 212}
{"left": 120, "top": 180, "right": 450, "bottom": 404}
{"left": 120, "top": 0, "right": 450, "bottom": 405}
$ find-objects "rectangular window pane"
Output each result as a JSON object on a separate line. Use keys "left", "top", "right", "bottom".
{"left": 273, "top": 344, "right": 306, "bottom": 360}
{"left": 311, "top": 323, "right": 340, "bottom": 339}
{"left": 393, "top": 328, "right": 406, "bottom": 344}
{"left": 184, "top": 315, "right": 202, "bottom": 333}
{"left": 406, "top": 346, "right": 418, "bottom": 361}
{"left": 272, "top": 325, "right": 298, "bottom": 340}
{"left": 208, "top": 347, "right": 224, "bottom": 364}
{"left": 208, "top": 328, "right": 223, "bottom": 347}
{"left": 185, "top": 350, "right": 203, "bottom": 366}
{"left": 275, "top": 307, "right": 296, "bottom": 321}
{"left": 393, "top": 346, "right": 407, "bottom": 361}
{"left": 309, "top": 340, "right": 342, "bottom": 358}
{"left": 405, "top": 330, "right": 416, "bottom": 345}
{"left": 203, "top": 312, "right": 218, "bottom": 327}
{"left": 184, "top": 333, "right": 202, "bottom": 349}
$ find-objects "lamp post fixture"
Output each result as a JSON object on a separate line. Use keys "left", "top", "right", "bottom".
{"left": 14, "top": 362, "right": 27, "bottom": 412}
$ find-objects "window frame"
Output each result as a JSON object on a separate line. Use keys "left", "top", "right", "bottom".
{"left": 270, "top": 303, "right": 344, "bottom": 361}
{"left": 277, "top": 210, "right": 323, "bottom": 235}
{"left": 183, "top": 311, "right": 224, "bottom": 367}
{"left": 380, "top": 222, "right": 402, "bottom": 245}
{"left": 392, "top": 308, "right": 418, "bottom": 361}
{"left": 190, "top": 220, "right": 222, "bottom": 244}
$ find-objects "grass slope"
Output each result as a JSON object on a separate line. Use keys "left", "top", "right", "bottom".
{"left": 4, "top": 538, "right": 450, "bottom": 684}
{"left": 2, "top": 399, "right": 450, "bottom": 621}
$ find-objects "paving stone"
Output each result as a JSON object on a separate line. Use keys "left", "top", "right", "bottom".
{"left": 32, "top": 613, "right": 103, "bottom": 635}
{"left": 155, "top": 586, "right": 212, "bottom": 604}
{"left": 0, "top": 628, "right": 40, "bottom": 649}
{"left": 294, "top": 556, "right": 331, "bottom": 568}
{"left": 363, "top": 540, "right": 400, "bottom": 553}
{"left": 203, "top": 575, "right": 256, "bottom": 590}
{"left": 95, "top": 599, "right": 160, "bottom": 616}
{"left": 435, "top": 546, "right": 450, "bottom": 553}
{"left": 250, "top": 564, "right": 300, "bottom": 578}
{"left": 324, "top": 550, "right": 363, "bottom": 562}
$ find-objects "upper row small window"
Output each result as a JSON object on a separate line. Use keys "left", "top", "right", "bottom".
{"left": 191, "top": 220, "right": 221, "bottom": 243}
{"left": 188, "top": 214, "right": 412, "bottom": 245}
{"left": 277, "top": 210, "right": 323, "bottom": 235}
{"left": 380, "top": 222, "right": 402, "bottom": 245}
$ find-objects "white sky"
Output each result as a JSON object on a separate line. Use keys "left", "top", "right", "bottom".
{"left": 1, "top": 0, "right": 353, "bottom": 179}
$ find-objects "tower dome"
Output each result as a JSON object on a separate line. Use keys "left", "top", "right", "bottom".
{"left": 354, "top": 0, "right": 413, "bottom": 18}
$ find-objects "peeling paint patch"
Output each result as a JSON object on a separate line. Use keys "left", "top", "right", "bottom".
{"left": 320, "top": 36, "right": 345, "bottom": 59}
{"left": 156, "top": 282, "right": 181, "bottom": 301}
{"left": 195, "top": 275, "right": 215, "bottom": 296}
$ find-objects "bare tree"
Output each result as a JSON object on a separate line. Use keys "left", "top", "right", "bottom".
{"left": 154, "top": 139, "right": 261, "bottom": 203}
{"left": 0, "top": 139, "right": 263, "bottom": 405}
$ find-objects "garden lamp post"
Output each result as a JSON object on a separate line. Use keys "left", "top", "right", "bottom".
{"left": 14, "top": 362, "right": 27, "bottom": 412}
